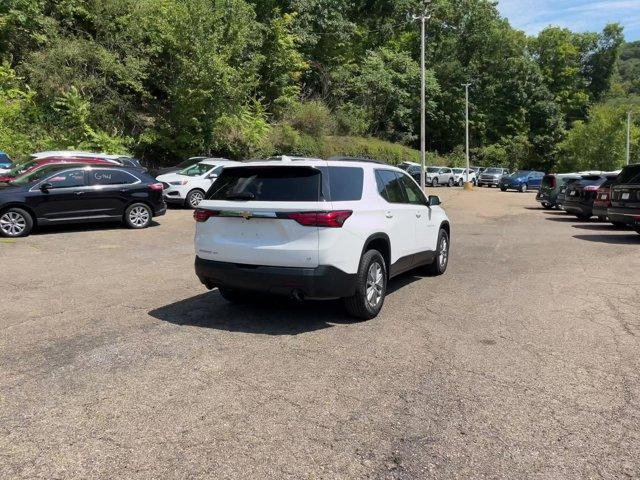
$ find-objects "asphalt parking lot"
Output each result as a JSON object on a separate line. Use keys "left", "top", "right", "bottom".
{"left": 2, "top": 187, "right": 639, "bottom": 479}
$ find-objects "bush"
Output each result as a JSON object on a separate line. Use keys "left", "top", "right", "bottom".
{"left": 334, "top": 103, "right": 371, "bottom": 136}
{"left": 284, "top": 100, "right": 333, "bottom": 138}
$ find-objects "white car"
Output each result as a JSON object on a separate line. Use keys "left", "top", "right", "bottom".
{"left": 193, "top": 157, "right": 451, "bottom": 319}
{"left": 451, "top": 168, "right": 477, "bottom": 186}
{"left": 157, "top": 158, "right": 240, "bottom": 208}
{"left": 425, "top": 167, "right": 455, "bottom": 187}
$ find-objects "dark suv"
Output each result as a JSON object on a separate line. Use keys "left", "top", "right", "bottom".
{"left": 0, "top": 165, "right": 166, "bottom": 237}
{"left": 608, "top": 164, "right": 640, "bottom": 234}
{"left": 563, "top": 174, "right": 616, "bottom": 220}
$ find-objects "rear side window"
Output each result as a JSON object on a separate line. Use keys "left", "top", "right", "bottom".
{"left": 541, "top": 175, "right": 555, "bottom": 187}
{"left": 398, "top": 174, "right": 426, "bottom": 205}
{"left": 325, "top": 167, "right": 363, "bottom": 201}
{"left": 208, "top": 166, "right": 321, "bottom": 202}
{"left": 89, "top": 170, "right": 138, "bottom": 185}
{"left": 375, "top": 170, "right": 406, "bottom": 203}
{"left": 616, "top": 165, "right": 640, "bottom": 184}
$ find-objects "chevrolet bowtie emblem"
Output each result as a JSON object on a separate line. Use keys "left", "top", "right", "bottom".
{"left": 240, "top": 211, "right": 252, "bottom": 220}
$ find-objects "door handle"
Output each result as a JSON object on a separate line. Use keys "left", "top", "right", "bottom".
{"left": 75, "top": 191, "right": 85, "bottom": 195}
{"left": 385, "top": 211, "right": 393, "bottom": 218}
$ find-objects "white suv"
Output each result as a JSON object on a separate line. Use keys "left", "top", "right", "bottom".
{"left": 452, "top": 168, "right": 477, "bottom": 186}
{"left": 157, "top": 158, "right": 240, "bottom": 208}
{"left": 193, "top": 158, "right": 451, "bottom": 319}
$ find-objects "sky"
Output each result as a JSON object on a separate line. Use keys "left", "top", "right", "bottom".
{"left": 497, "top": 0, "right": 640, "bottom": 41}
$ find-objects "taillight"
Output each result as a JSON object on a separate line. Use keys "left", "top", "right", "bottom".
{"left": 193, "top": 209, "right": 219, "bottom": 222}
{"left": 149, "top": 182, "right": 164, "bottom": 191}
{"left": 285, "top": 210, "right": 353, "bottom": 227}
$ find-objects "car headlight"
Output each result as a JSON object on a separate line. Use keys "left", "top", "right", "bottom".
{"left": 169, "top": 180, "right": 188, "bottom": 186}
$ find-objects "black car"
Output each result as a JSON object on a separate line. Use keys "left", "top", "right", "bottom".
{"left": 0, "top": 166, "right": 166, "bottom": 238}
{"left": 563, "top": 174, "right": 615, "bottom": 220}
{"left": 151, "top": 156, "right": 208, "bottom": 178}
{"left": 609, "top": 164, "right": 640, "bottom": 234}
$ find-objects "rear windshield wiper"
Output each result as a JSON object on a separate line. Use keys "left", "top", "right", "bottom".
{"left": 225, "top": 192, "right": 255, "bottom": 200}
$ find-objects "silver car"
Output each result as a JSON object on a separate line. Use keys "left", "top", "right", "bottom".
{"left": 477, "top": 167, "right": 509, "bottom": 187}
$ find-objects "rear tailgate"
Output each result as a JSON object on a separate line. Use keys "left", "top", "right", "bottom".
{"left": 195, "top": 165, "right": 329, "bottom": 268}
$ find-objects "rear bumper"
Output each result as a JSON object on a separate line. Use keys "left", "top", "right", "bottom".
{"left": 563, "top": 201, "right": 592, "bottom": 216}
{"left": 536, "top": 192, "right": 556, "bottom": 205}
{"left": 195, "top": 256, "right": 356, "bottom": 299}
{"left": 607, "top": 207, "right": 640, "bottom": 227}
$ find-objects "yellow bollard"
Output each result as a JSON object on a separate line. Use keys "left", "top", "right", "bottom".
{"left": 463, "top": 182, "right": 474, "bottom": 191}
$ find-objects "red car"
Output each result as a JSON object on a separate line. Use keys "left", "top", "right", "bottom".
{"left": 0, "top": 156, "right": 119, "bottom": 183}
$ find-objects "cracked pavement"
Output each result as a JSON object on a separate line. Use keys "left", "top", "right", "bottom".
{"left": 1, "top": 187, "right": 639, "bottom": 479}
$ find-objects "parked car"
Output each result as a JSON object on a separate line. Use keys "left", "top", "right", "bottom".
{"left": 157, "top": 158, "right": 240, "bottom": 208}
{"left": 0, "top": 156, "right": 122, "bottom": 183}
{"left": 562, "top": 174, "right": 615, "bottom": 220}
{"left": 451, "top": 168, "right": 477, "bottom": 186}
{"left": 151, "top": 156, "right": 208, "bottom": 178}
{"left": 592, "top": 175, "right": 627, "bottom": 227}
{"left": 0, "top": 166, "right": 165, "bottom": 238}
{"left": 477, "top": 167, "right": 509, "bottom": 187}
{"left": 398, "top": 161, "right": 421, "bottom": 172}
{"left": 424, "top": 167, "right": 455, "bottom": 187}
{"left": 536, "top": 174, "right": 580, "bottom": 209}
{"left": 193, "top": 158, "right": 451, "bottom": 319}
{"left": 499, "top": 170, "right": 545, "bottom": 192}
{"left": 0, "top": 151, "right": 13, "bottom": 173}
{"left": 608, "top": 164, "right": 640, "bottom": 234}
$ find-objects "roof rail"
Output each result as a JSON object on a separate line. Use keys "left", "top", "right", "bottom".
{"left": 327, "top": 156, "right": 387, "bottom": 165}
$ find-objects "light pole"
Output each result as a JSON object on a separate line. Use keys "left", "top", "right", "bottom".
{"left": 462, "top": 82, "right": 471, "bottom": 187}
{"left": 627, "top": 111, "right": 632, "bottom": 166}
{"left": 411, "top": 3, "right": 431, "bottom": 191}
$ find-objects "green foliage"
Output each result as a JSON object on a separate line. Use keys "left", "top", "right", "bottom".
{"left": 0, "top": 0, "right": 633, "bottom": 172}
{"left": 283, "top": 100, "right": 333, "bottom": 138}
{"left": 558, "top": 99, "right": 640, "bottom": 172}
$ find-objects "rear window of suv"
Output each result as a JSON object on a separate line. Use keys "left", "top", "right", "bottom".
{"left": 207, "top": 166, "right": 321, "bottom": 202}
{"left": 616, "top": 165, "right": 640, "bottom": 184}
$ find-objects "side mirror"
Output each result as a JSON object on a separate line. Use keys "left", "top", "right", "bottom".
{"left": 40, "top": 183, "right": 52, "bottom": 192}
{"left": 207, "top": 173, "right": 218, "bottom": 180}
{"left": 428, "top": 195, "right": 441, "bottom": 206}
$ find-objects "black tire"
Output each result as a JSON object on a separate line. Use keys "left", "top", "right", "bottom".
{"left": 576, "top": 212, "right": 591, "bottom": 221}
{"left": 635, "top": 229, "right": 640, "bottom": 236}
{"left": 0, "top": 207, "right": 33, "bottom": 238}
{"left": 519, "top": 183, "right": 528, "bottom": 193}
{"left": 124, "top": 203, "right": 152, "bottom": 229}
{"left": 457, "top": 179, "right": 464, "bottom": 187}
{"left": 472, "top": 178, "right": 477, "bottom": 186}
{"left": 612, "top": 221, "right": 627, "bottom": 229}
{"left": 597, "top": 216, "right": 606, "bottom": 222}
{"left": 500, "top": 186, "right": 507, "bottom": 192}
{"left": 186, "top": 189, "right": 205, "bottom": 209}
{"left": 447, "top": 178, "right": 454, "bottom": 187}
{"left": 431, "top": 177, "right": 438, "bottom": 187}
{"left": 344, "top": 249, "right": 387, "bottom": 320}
{"left": 542, "top": 202, "right": 553, "bottom": 210}
{"left": 425, "top": 228, "right": 450, "bottom": 276}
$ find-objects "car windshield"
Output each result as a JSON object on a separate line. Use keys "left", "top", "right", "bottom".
{"left": 180, "top": 162, "right": 214, "bottom": 177}
{"left": 177, "top": 157, "right": 202, "bottom": 169}
{"left": 452, "top": 168, "right": 464, "bottom": 174}
{"left": 6, "top": 159, "right": 38, "bottom": 176}
{"left": 426, "top": 167, "right": 440, "bottom": 173}
{"left": 485, "top": 168, "right": 502, "bottom": 174}
{"left": 9, "top": 164, "right": 76, "bottom": 186}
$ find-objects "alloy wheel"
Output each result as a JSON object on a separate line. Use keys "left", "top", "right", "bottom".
{"left": 129, "top": 206, "right": 150, "bottom": 227}
{"left": 438, "top": 236, "right": 449, "bottom": 269}
{"left": 365, "top": 262, "right": 384, "bottom": 309}
{"left": 189, "top": 191, "right": 204, "bottom": 208}
{"left": 0, "top": 211, "right": 27, "bottom": 237}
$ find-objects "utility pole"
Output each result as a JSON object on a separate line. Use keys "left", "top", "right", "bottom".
{"left": 627, "top": 111, "right": 632, "bottom": 166}
{"left": 411, "top": 2, "right": 431, "bottom": 191}
{"left": 462, "top": 83, "right": 471, "bottom": 186}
